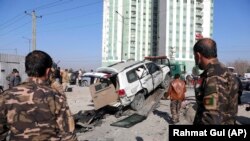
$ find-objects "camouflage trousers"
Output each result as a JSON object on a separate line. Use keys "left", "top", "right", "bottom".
{"left": 170, "top": 100, "right": 182, "bottom": 122}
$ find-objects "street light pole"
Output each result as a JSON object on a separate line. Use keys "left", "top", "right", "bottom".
{"left": 116, "top": 11, "right": 125, "bottom": 61}
{"left": 22, "top": 36, "right": 31, "bottom": 53}
{"left": 169, "top": 46, "right": 175, "bottom": 61}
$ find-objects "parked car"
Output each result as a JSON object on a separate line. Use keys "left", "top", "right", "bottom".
{"left": 80, "top": 72, "right": 108, "bottom": 87}
{"left": 239, "top": 77, "right": 249, "bottom": 90}
{"left": 89, "top": 60, "right": 171, "bottom": 111}
{"left": 245, "top": 81, "right": 250, "bottom": 91}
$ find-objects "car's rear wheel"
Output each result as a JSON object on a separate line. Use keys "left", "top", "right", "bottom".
{"left": 130, "top": 92, "right": 145, "bottom": 111}
{"left": 161, "top": 75, "right": 171, "bottom": 90}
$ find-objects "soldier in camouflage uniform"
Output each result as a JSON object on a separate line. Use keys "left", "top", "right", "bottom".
{"left": 49, "top": 67, "right": 65, "bottom": 94}
{"left": 0, "top": 50, "right": 77, "bottom": 140}
{"left": 193, "top": 38, "right": 239, "bottom": 125}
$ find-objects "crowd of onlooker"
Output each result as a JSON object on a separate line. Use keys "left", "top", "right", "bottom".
{"left": 49, "top": 67, "right": 88, "bottom": 91}
{"left": 1, "top": 67, "right": 88, "bottom": 93}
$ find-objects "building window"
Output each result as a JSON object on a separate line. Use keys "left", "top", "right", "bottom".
{"left": 176, "top": 53, "right": 179, "bottom": 58}
{"left": 182, "top": 54, "right": 185, "bottom": 58}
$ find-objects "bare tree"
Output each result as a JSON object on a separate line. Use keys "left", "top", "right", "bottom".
{"left": 226, "top": 59, "right": 250, "bottom": 76}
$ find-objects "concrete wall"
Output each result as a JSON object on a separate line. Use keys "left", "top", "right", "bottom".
{"left": 0, "top": 54, "right": 27, "bottom": 90}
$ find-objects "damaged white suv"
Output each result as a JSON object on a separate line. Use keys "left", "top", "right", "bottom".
{"left": 89, "top": 60, "right": 171, "bottom": 111}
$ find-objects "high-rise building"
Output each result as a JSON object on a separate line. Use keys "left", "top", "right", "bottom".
{"left": 102, "top": 0, "right": 214, "bottom": 73}
{"left": 158, "top": 0, "right": 214, "bottom": 72}
{"left": 102, "top": 0, "right": 159, "bottom": 66}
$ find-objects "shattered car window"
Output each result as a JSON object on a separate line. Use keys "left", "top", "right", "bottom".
{"left": 126, "top": 70, "right": 138, "bottom": 83}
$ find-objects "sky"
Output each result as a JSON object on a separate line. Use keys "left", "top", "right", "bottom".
{"left": 0, "top": 0, "right": 250, "bottom": 71}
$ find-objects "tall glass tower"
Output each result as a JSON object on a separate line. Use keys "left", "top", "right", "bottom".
{"left": 102, "top": 0, "right": 214, "bottom": 73}
{"left": 158, "top": 0, "right": 214, "bottom": 72}
{"left": 102, "top": 0, "right": 159, "bottom": 66}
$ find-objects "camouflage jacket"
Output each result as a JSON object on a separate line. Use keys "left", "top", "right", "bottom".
{"left": 193, "top": 60, "right": 239, "bottom": 125}
{"left": 51, "top": 80, "right": 65, "bottom": 95}
{"left": 0, "top": 80, "right": 77, "bottom": 141}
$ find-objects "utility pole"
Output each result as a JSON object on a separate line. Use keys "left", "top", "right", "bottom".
{"left": 25, "top": 10, "right": 42, "bottom": 51}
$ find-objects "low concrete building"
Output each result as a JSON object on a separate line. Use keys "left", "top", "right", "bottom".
{"left": 0, "top": 53, "right": 27, "bottom": 90}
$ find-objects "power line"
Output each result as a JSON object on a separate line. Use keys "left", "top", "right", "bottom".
{"left": 42, "top": 0, "right": 102, "bottom": 16}
{"left": 0, "top": 0, "right": 102, "bottom": 34}
{"left": 0, "top": 15, "right": 27, "bottom": 30}
{"left": 0, "top": 13, "right": 23, "bottom": 27}
{"left": 34, "top": 0, "right": 75, "bottom": 11}
{"left": 0, "top": 21, "right": 31, "bottom": 36}
{"left": 39, "top": 10, "right": 102, "bottom": 26}
{"left": 0, "top": 0, "right": 102, "bottom": 44}
{"left": 26, "top": 0, "right": 64, "bottom": 11}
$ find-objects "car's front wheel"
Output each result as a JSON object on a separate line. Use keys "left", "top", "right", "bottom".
{"left": 130, "top": 92, "right": 145, "bottom": 111}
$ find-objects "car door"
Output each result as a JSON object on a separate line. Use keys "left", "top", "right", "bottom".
{"left": 145, "top": 62, "right": 163, "bottom": 89}
{"left": 89, "top": 78, "right": 118, "bottom": 110}
{"left": 130, "top": 65, "right": 154, "bottom": 94}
